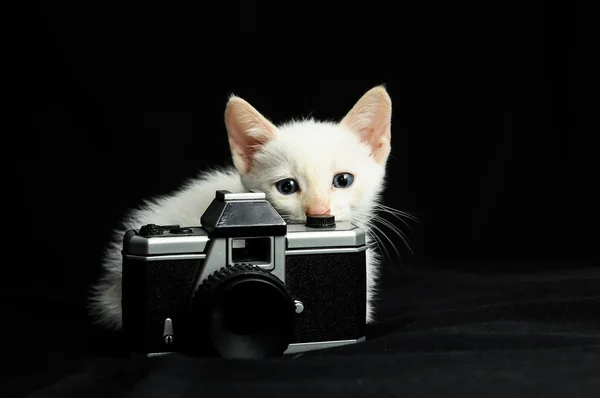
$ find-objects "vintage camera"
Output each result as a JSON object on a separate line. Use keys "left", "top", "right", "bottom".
{"left": 121, "top": 189, "right": 367, "bottom": 359}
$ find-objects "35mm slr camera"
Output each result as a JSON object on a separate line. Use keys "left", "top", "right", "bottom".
{"left": 122, "top": 189, "right": 367, "bottom": 359}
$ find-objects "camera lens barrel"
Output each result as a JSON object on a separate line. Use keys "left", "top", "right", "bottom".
{"left": 190, "top": 264, "right": 296, "bottom": 359}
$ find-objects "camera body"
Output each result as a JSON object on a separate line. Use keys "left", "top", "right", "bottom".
{"left": 121, "top": 189, "right": 367, "bottom": 358}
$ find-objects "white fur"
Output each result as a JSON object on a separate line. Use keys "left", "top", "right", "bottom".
{"left": 89, "top": 86, "right": 393, "bottom": 331}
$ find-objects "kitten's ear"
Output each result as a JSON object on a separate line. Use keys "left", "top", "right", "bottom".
{"left": 341, "top": 85, "right": 392, "bottom": 165}
{"left": 225, "top": 95, "right": 277, "bottom": 174}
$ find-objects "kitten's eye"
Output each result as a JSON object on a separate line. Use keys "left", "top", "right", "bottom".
{"left": 332, "top": 173, "right": 354, "bottom": 188}
{"left": 275, "top": 178, "right": 299, "bottom": 195}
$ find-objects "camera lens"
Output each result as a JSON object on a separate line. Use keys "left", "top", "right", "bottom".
{"left": 211, "top": 278, "right": 294, "bottom": 358}
{"left": 191, "top": 265, "right": 295, "bottom": 359}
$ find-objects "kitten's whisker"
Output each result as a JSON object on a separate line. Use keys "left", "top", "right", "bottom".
{"left": 352, "top": 213, "right": 401, "bottom": 266}
{"left": 349, "top": 216, "right": 383, "bottom": 254}
{"left": 374, "top": 202, "right": 418, "bottom": 217}
{"left": 373, "top": 203, "right": 421, "bottom": 223}
{"left": 373, "top": 202, "right": 419, "bottom": 222}
{"left": 369, "top": 234, "right": 389, "bottom": 263}
{"left": 364, "top": 228, "right": 385, "bottom": 257}
{"left": 375, "top": 208, "right": 413, "bottom": 231}
{"left": 369, "top": 223, "right": 403, "bottom": 267}
{"left": 372, "top": 215, "right": 414, "bottom": 255}
{"left": 372, "top": 204, "right": 417, "bottom": 232}
{"left": 351, "top": 214, "right": 402, "bottom": 263}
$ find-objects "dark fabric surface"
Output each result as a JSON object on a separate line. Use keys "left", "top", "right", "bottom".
{"left": 5, "top": 265, "right": 600, "bottom": 398}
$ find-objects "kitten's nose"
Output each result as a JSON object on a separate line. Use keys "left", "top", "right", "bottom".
{"left": 305, "top": 205, "right": 331, "bottom": 216}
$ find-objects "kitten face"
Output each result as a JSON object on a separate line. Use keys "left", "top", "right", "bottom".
{"left": 225, "top": 86, "right": 392, "bottom": 223}
{"left": 241, "top": 121, "right": 386, "bottom": 222}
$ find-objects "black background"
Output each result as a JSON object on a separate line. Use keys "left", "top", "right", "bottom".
{"left": 8, "top": 1, "right": 600, "bottom": 396}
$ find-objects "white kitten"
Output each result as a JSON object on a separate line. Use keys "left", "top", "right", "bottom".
{"left": 89, "top": 85, "right": 394, "bottom": 331}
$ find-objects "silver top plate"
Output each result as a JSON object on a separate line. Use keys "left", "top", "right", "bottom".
{"left": 123, "top": 227, "right": 210, "bottom": 256}
{"left": 123, "top": 219, "right": 366, "bottom": 256}
{"left": 286, "top": 221, "right": 366, "bottom": 249}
